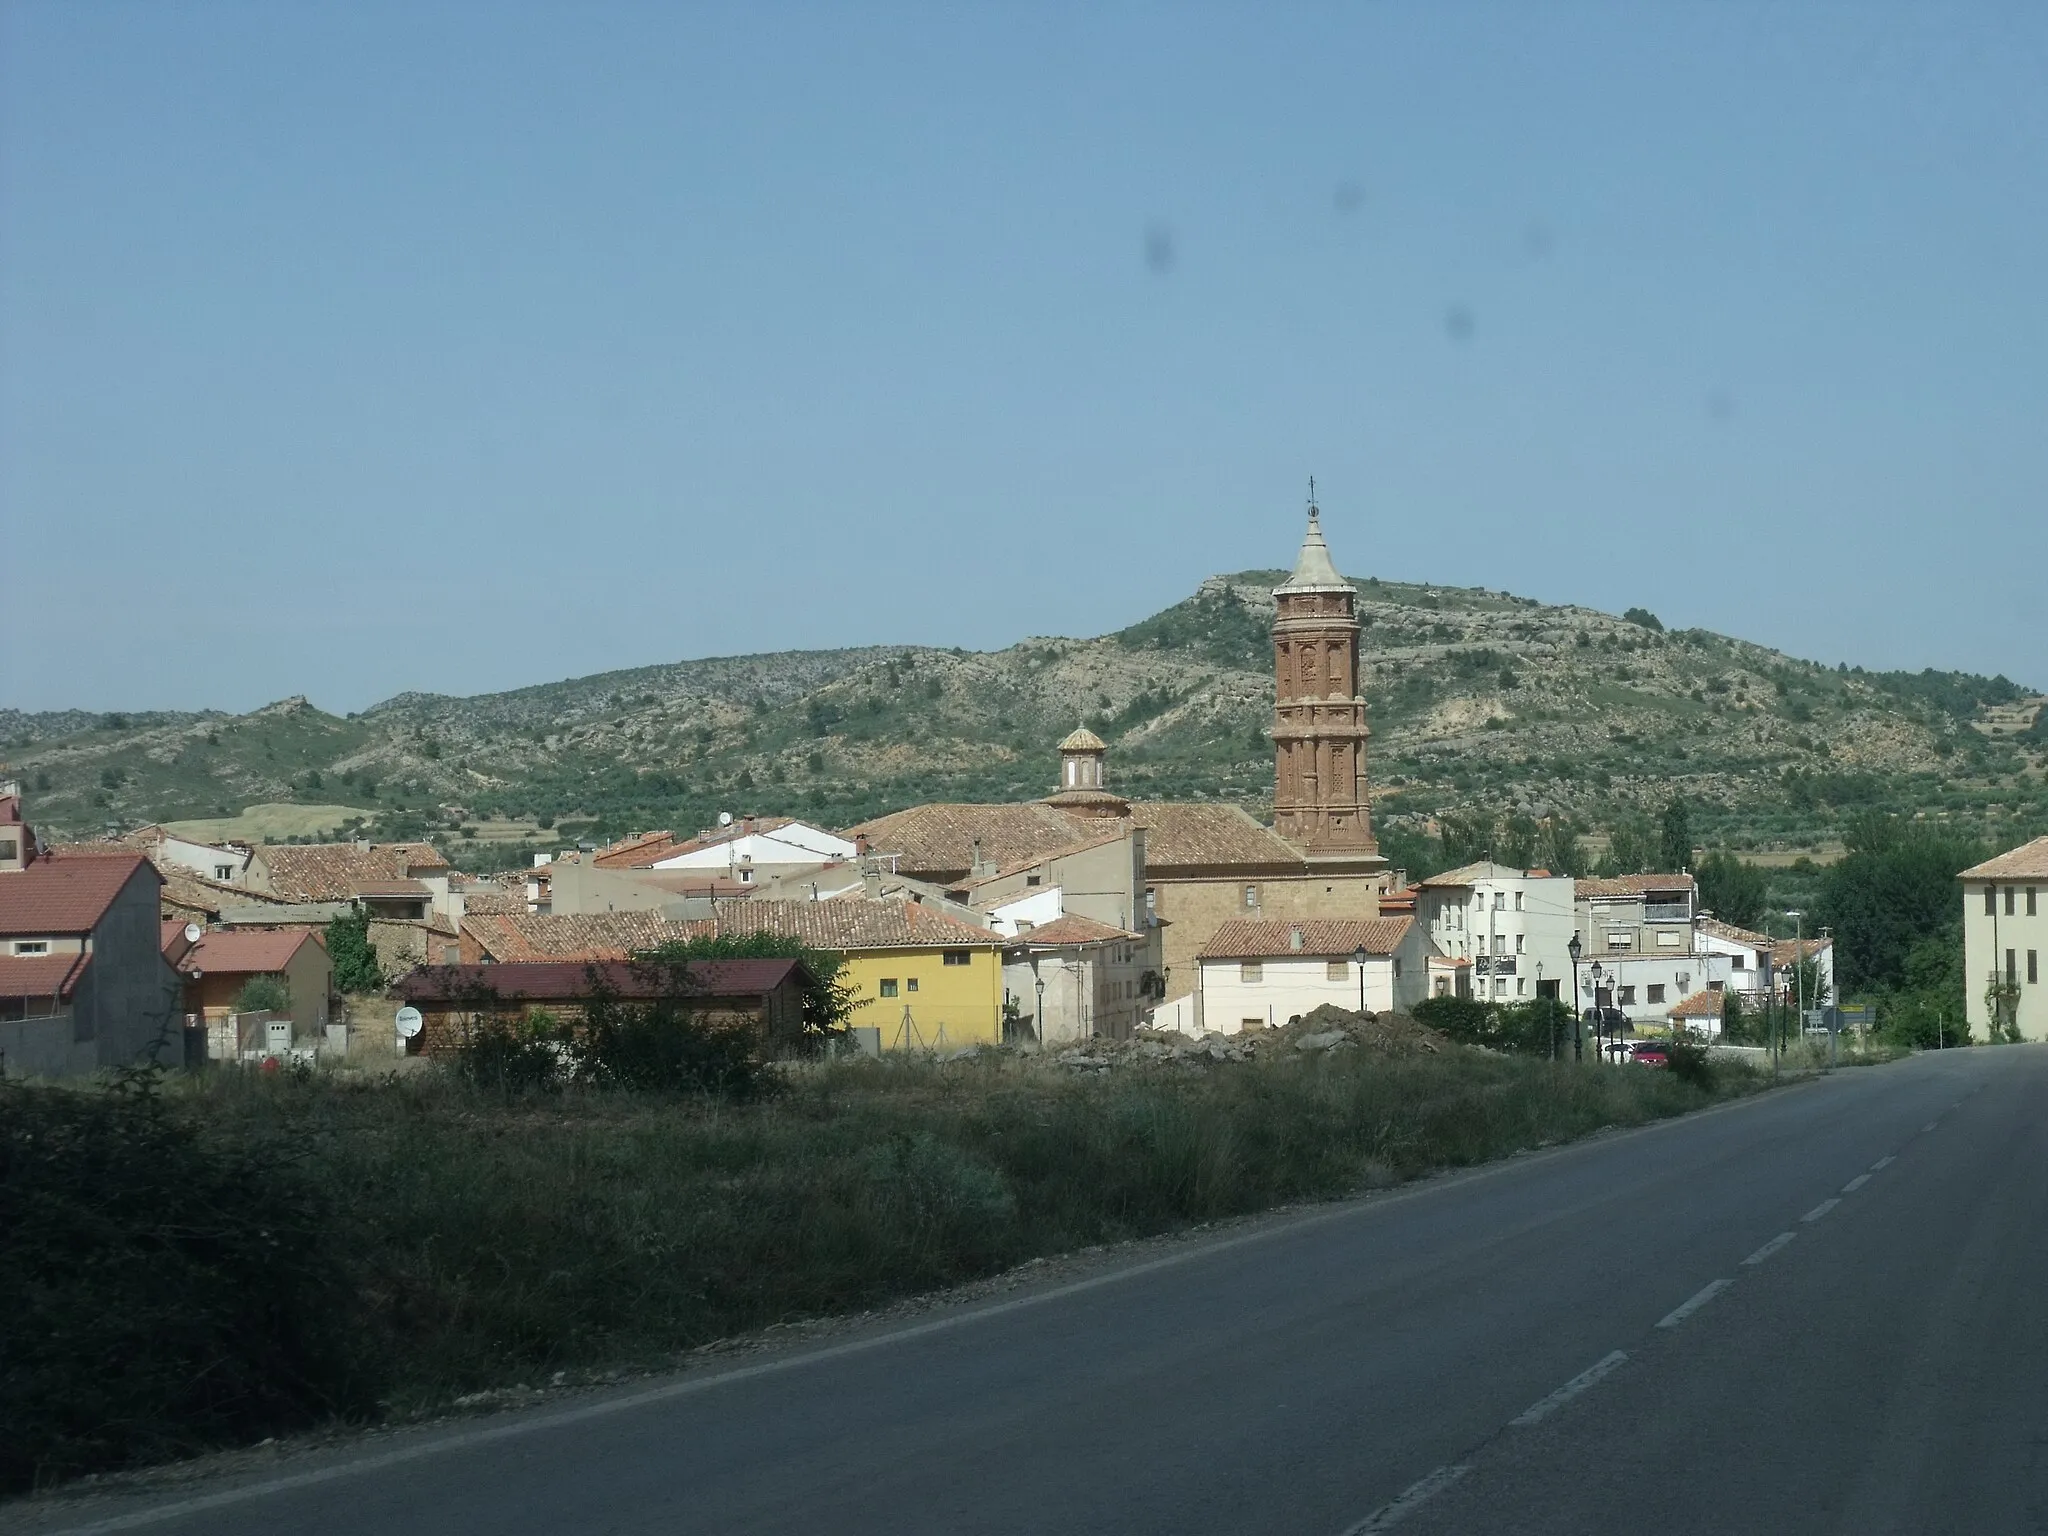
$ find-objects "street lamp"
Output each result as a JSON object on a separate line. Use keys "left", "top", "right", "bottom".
{"left": 1352, "top": 945, "right": 1368, "bottom": 1016}
{"left": 1589, "top": 960, "right": 1606, "bottom": 1063}
{"left": 1786, "top": 909, "right": 1805, "bottom": 1062}
{"left": 1567, "top": 932, "right": 1583, "bottom": 1062}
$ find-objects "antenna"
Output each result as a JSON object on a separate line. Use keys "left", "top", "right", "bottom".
{"left": 1307, "top": 475, "right": 1318, "bottom": 514}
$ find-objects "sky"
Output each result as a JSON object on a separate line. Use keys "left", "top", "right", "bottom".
{"left": 3, "top": 2, "right": 2045, "bottom": 715}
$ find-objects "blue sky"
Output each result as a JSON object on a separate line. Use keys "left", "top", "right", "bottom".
{"left": 3, "top": 2, "right": 2044, "bottom": 714}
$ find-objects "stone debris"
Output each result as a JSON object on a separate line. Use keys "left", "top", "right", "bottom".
{"left": 1029, "top": 1005, "right": 1443, "bottom": 1070}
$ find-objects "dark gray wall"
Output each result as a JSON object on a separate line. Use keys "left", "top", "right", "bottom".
{"left": 72, "top": 866, "right": 184, "bottom": 1067}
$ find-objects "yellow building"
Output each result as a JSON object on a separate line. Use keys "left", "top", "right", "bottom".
{"left": 697, "top": 898, "right": 1005, "bottom": 1050}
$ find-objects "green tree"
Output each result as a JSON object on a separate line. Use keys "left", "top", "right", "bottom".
{"left": 233, "top": 975, "right": 290, "bottom": 1015}
{"left": 325, "top": 909, "right": 384, "bottom": 993}
{"left": 637, "top": 933, "right": 864, "bottom": 1041}
{"left": 1695, "top": 852, "right": 1768, "bottom": 929}
{"left": 1659, "top": 797, "right": 1693, "bottom": 873}
{"left": 1623, "top": 607, "right": 1664, "bottom": 632}
{"left": 1599, "top": 816, "right": 1655, "bottom": 876}
{"left": 1539, "top": 816, "right": 1588, "bottom": 878}
{"left": 1814, "top": 828, "right": 1984, "bottom": 993}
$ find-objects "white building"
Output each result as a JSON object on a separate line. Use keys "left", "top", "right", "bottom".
{"left": 1188, "top": 917, "right": 1433, "bottom": 1035}
{"left": 1693, "top": 918, "right": 1775, "bottom": 1000}
{"left": 1418, "top": 862, "right": 1577, "bottom": 1004}
{"left": 1960, "top": 836, "right": 2048, "bottom": 1041}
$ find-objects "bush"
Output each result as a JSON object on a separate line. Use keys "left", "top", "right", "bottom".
{"left": 0, "top": 1070, "right": 372, "bottom": 1493}
{"left": 325, "top": 909, "right": 384, "bottom": 993}
{"left": 234, "top": 974, "right": 291, "bottom": 1015}
{"left": 1664, "top": 1035, "right": 1715, "bottom": 1088}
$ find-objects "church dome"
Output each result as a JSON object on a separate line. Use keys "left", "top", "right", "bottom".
{"left": 1058, "top": 727, "right": 1107, "bottom": 752}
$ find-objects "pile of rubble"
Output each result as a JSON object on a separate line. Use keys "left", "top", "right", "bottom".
{"left": 1043, "top": 1003, "right": 1444, "bottom": 1072}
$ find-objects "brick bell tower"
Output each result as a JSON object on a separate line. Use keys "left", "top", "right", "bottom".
{"left": 1271, "top": 485, "right": 1383, "bottom": 866}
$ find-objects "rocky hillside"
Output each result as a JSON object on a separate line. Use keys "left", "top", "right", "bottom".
{"left": 5, "top": 573, "right": 2043, "bottom": 868}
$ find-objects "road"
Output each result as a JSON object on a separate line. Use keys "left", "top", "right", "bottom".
{"left": 13, "top": 1046, "right": 2047, "bottom": 1535}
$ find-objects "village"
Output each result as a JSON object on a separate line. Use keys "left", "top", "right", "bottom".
{"left": 36, "top": 496, "right": 2031, "bottom": 1084}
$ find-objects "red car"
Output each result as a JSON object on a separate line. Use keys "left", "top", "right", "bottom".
{"left": 1630, "top": 1041, "right": 1670, "bottom": 1068}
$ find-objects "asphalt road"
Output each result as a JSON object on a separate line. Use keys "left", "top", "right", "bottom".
{"left": 14, "top": 1046, "right": 2046, "bottom": 1536}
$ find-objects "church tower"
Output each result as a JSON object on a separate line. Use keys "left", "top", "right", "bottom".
{"left": 1272, "top": 489, "right": 1382, "bottom": 865}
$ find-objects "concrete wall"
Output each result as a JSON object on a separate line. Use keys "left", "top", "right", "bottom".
{"left": 1963, "top": 878, "right": 2048, "bottom": 1040}
{"left": 840, "top": 946, "right": 1002, "bottom": 1050}
{"left": 0, "top": 1011, "right": 95, "bottom": 1077}
{"left": 73, "top": 866, "right": 184, "bottom": 1068}
{"left": 545, "top": 861, "right": 720, "bottom": 919}
{"left": 1195, "top": 924, "right": 1430, "bottom": 1035}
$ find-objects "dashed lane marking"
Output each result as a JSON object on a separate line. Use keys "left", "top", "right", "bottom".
{"left": 1923, "top": 1122, "right": 1938, "bottom": 1133}
{"left": 1802, "top": 1199, "right": 1841, "bottom": 1223}
{"left": 1871, "top": 1156, "right": 1894, "bottom": 1170}
{"left": 1341, "top": 1464, "right": 1472, "bottom": 1534}
{"left": 1841, "top": 1174, "right": 1870, "bottom": 1193}
{"left": 1510, "top": 1351, "right": 1629, "bottom": 1427}
{"left": 1743, "top": 1232, "right": 1797, "bottom": 1266}
{"left": 1657, "top": 1279, "right": 1733, "bottom": 1329}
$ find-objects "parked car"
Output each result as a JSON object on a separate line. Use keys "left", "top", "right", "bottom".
{"left": 1630, "top": 1040, "right": 1670, "bottom": 1068}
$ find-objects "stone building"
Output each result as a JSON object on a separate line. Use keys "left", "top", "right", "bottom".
{"left": 849, "top": 494, "right": 1391, "bottom": 1009}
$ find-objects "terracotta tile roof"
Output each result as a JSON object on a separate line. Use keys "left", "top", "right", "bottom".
{"left": 1058, "top": 727, "right": 1107, "bottom": 752}
{"left": 180, "top": 927, "right": 323, "bottom": 976}
{"left": 1198, "top": 917, "right": 1416, "bottom": 960}
{"left": 0, "top": 952, "right": 91, "bottom": 1001}
{"left": 1575, "top": 874, "right": 1697, "bottom": 900}
{"left": 1668, "top": 989, "right": 1727, "bottom": 1019}
{"left": 1419, "top": 860, "right": 1536, "bottom": 888}
{"left": 1771, "top": 936, "right": 1832, "bottom": 967}
{"left": 957, "top": 826, "right": 1130, "bottom": 888}
{"left": 1696, "top": 917, "right": 1774, "bottom": 949}
{"left": 710, "top": 898, "right": 1001, "bottom": 950}
{"left": 847, "top": 803, "right": 1105, "bottom": 880}
{"left": 251, "top": 842, "right": 449, "bottom": 902}
{"left": 351, "top": 879, "right": 432, "bottom": 898}
{"left": 1126, "top": 803, "right": 1305, "bottom": 873}
{"left": 1009, "top": 913, "right": 1139, "bottom": 947}
{"left": 395, "top": 958, "right": 803, "bottom": 1004}
{"left": 0, "top": 850, "right": 157, "bottom": 936}
{"left": 460, "top": 887, "right": 529, "bottom": 915}
{"left": 851, "top": 797, "right": 1310, "bottom": 880}
{"left": 590, "top": 829, "right": 678, "bottom": 868}
{"left": 462, "top": 911, "right": 703, "bottom": 963}
{"left": 1960, "top": 836, "right": 2048, "bottom": 882}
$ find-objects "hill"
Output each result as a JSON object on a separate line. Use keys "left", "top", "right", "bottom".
{"left": 5, "top": 573, "right": 2043, "bottom": 874}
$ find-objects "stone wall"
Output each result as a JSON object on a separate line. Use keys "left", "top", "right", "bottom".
{"left": 1150, "top": 872, "right": 1383, "bottom": 994}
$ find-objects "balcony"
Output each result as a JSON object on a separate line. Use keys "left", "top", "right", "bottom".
{"left": 1642, "top": 902, "right": 1692, "bottom": 925}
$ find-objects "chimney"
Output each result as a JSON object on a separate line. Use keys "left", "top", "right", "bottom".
{"left": 854, "top": 832, "right": 870, "bottom": 856}
{"left": 861, "top": 861, "right": 883, "bottom": 899}
{"left": 1289, "top": 926, "right": 1304, "bottom": 951}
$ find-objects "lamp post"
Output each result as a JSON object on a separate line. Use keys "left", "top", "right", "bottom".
{"left": 1786, "top": 908, "right": 1805, "bottom": 1063}
{"left": 1589, "top": 960, "right": 1606, "bottom": 1063}
{"left": 1568, "top": 932, "right": 1583, "bottom": 1062}
{"left": 1034, "top": 974, "right": 1046, "bottom": 1050}
{"left": 1353, "top": 945, "right": 1368, "bottom": 1017}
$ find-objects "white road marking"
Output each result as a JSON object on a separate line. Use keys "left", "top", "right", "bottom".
{"left": 1657, "top": 1279, "right": 1733, "bottom": 1329}
{"left": 1802, "top": 1199, "right": 1840, "bottom": 1223}
{"left": 1341, "top": 1464, "right": 1472, "bottom": 1534}
{"left": 1743, "top": 1232, "right": 1797, "bottom": 1265}
{"left": 1923, "top": 1122, "right": 1938, "bottom": 1132}
{"left": 1510, "top": 1351, "right": 1629, "bottom": 1426}
{"left": 1841, "top": 1174, "right": 1871, "bottom": 1193}
{"left": 1872, "top": 1156, "right": 1894, "bottom": 1170}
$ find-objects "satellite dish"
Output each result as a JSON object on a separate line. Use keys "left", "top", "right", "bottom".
{"left": 183, "top": 922, "right": 203, "bottom": 944}
{"left": 718, "top": 811, "right": 734, "bottom": 826}
{"left": 395, "top": 1006, "right": 424, "bottom": 1039}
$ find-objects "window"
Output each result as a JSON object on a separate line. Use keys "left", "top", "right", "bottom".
{"left": 1618, "top": 985, "right": 1637, "bottom": 1005}
{"left": 1326, "top": 960, "right": 1349, "bottom": 981}
{"left": 1647, "top": 984, "right": 1666, "bottom": 1004}
{"left": 0, "top": 838, "right": 16, "bottom": 860}
{"left": 1732, "top": 953, "right": 1747, "bottom": 970}
{"left": 1515, "top": 933, "right": 1525, "bottom": 954}
{"left": 2031, "top": 888, "right": 2039, "bottom": 917}
{"left": 1494, "top": 892, "right": 1506, "bottom": 911}
{"left": 1676, "top": 973, "right": 1689, "bottom": 991}
{"left": 879, "top": 979, "right": 899, "bottom": 998}
{"left": 1986, "top": 885, "right": 1997, "bottom": 916}
{"left": 1514, "top": 891, "right": 1525, "bottom": 912}
{"left": 942, "top": 950, "right": 971, "bottom": 966}
{"left": 1026, "top": 874, "right": 1042, "bottom": 887}
{"left": 1241, "top": 961, "right": 1263, "bottom": 983}
{"left": 14, "top": 940, "right": 49, "bottom": 956}
{"left": 2007, "top": 887, "right": 2017, "bottom": 917}
{"left": 907, "top": 978, "right": 919, "bottom": 992}
{"left": 1244, "top": 885, "right": 1259, "bottom": 909}
{"left": 1393, "top": 957, "right": 1403, "bottom": 977}
{"left": 1516, "top": 978, "right": 1526, "bottom": 996}
{"left": 2030, "top": 951, "right": 2039, "bottom": 986}
{"left": 739, "top": 868, "right": 753, "bottom": 882}
{"left": 215, "top": 863, "right": 235, "bottom": 880}
{"left": 2006, "top": 950, "right": 2016, "bottom": 984}
{"left": 1607, "top": 933, "right": 1633, "bottom": 950}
